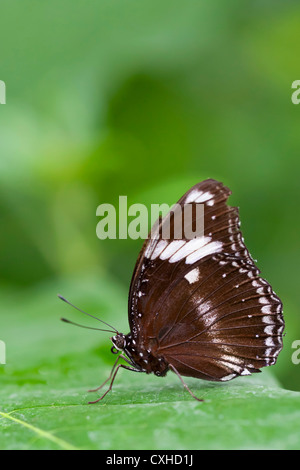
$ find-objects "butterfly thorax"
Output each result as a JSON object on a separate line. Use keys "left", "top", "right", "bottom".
{"left": 112, "top": 333, "right": 169, "bottom": 376}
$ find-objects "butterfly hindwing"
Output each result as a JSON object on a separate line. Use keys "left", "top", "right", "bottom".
{"left": 157, "top": 254, "right": 284, "bottom": 381}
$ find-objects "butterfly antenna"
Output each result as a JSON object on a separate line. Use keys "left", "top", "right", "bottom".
{"left": 57, "top": 294, "right": 118, "bottom": 333}
{"left": 60, "top": 317, "right": 116, "bottom": 333}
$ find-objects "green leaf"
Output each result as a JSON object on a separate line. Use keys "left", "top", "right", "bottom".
{"left": 0, "top": 274, "right": 299, "bottom": 450}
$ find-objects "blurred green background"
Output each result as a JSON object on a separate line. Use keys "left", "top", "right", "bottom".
{"left": 1, "top": 0, "right": 300, "bottom": 449}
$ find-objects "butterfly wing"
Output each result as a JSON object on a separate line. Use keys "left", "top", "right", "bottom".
{"left": 128, "top": 179, "right": 284, "bottom": 381}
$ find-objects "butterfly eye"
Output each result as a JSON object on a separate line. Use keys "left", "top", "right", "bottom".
{"left": 111, "top": 346, "right": 119, "bottom": 355}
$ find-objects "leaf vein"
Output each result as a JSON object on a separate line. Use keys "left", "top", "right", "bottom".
{"left": 0, "top": 410, "right": 78, "bottom": 450}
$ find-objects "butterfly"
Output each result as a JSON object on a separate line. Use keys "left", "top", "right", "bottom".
{"left": 60, "top": 179, "right": 284, "bottom": 403}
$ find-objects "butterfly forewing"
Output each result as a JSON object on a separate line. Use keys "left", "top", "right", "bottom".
{"left": 128, "top": 179, "right": 284, "bottom": 381}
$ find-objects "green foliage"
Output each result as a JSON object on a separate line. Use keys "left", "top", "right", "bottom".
{"left": 0, "top": 0, "right": 299, "bottom": 449}
{"left": 1, "top": 277, "right": 300, "bottom": 450}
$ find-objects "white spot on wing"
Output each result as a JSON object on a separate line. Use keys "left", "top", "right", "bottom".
{"left": 264, "top": 325, "right": 275, "bottom": 335}
{"left": 252, "top": 280, "right": 260, "bottom": 288}
{"left": 195, "top": 191, "right": 213, "bottom": 203}
{"left": 150, "top": 239, "right": 168, "bottom": 260}
{"left": 185, "top": 190, "right": 213, "bottom": 204}
{"left": 168, "top": 237, "right": 210, "bottom": 263}
{"left": 185, "top": 189, "right": 202, "bottom": 203}
{"left": 221, "top": 374, "right": 236, "bottom": 382}
{"left": 261, "top": 305, "right": 272, "bottom": 314}
{"left": 259, "top": 297, "right": 270, "bottom": 305}
{"left": 262, "top": 316, "right": 275, "bottom": 324}
{"left": 241, "top": 369, "right": 251, "bottom": 376}
{"left": 185, "top": 240, "right": 223, "bottom": 264}
{"left": 220, "top": 361, "right": 243, "bottom": 374}
{"left": 184, "top": 267, "right": 200, "bottom": 284}
{"left": 159, "top": 240, "right": 186, "bottom": 260}
{"left": 197, "top": 301, "right": 214, "bottom": 323}
{"left": 221, "top": 354, "right": 243, "bottom": 366}
{"left": 265, "top": 337, "right": 275, "bottom": 347}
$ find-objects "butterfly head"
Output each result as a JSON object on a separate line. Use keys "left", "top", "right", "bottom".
{"left": 111, "top": 333, "right": 126, "bottom": 353}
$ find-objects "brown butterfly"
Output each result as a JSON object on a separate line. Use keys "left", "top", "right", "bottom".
{"left": 60, "top": 179, "right": 284, "bottom": 402}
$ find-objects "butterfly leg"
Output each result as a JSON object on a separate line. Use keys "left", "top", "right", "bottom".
{"left": 88, "top": 354, "right": 132, "bottom": 393}
{"left": 169, "top": 364, "right": 204, "bottom": 402}
{"left": 88, "top": 363, "right": 141, "bottom": 404}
